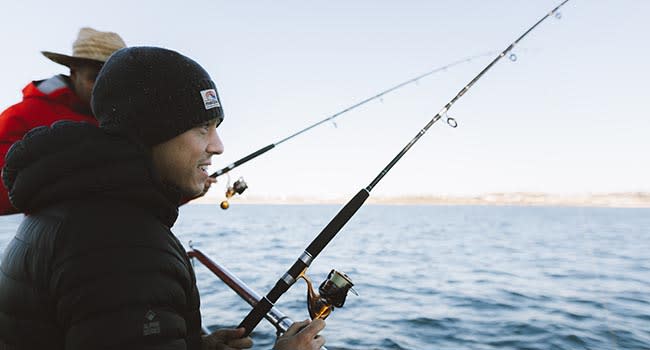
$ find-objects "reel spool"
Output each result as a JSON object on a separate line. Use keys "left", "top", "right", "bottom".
{"left": 220, "top": 177, "right": 248, "bottom": 209}
{"left": 301, "top": 269, "right": 357, "bottom": 320}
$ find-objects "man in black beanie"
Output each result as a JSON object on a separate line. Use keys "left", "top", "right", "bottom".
{"left": 0, "top": 47, "right": 325, "bottom": 350}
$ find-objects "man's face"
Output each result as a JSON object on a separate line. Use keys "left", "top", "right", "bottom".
{"left": 151, "top": 118, "right": 224, "bottom": 197}
{"left": 70, "top": 63, "right": 102, "bottom": 110}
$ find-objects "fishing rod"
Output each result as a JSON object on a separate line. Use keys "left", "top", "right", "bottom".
{"left": 189, "top": 247, "right": 335, "bottom": 350}
{"left": 188, "top": 248, "right": 293, "bottom": 333}
{"left": 237, "top": 0, "right": 572, "bottom": 336}
{"left": 211, "top": 51, "right": 497, "bottom": 208}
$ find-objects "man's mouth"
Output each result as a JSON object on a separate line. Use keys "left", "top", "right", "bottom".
{"left": 198, "top": 164, "right": 210, "bottom": 174}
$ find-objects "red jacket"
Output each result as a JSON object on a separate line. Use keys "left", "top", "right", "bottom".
{"left": 0, "top": 75, "right": 98, "bottom": 215}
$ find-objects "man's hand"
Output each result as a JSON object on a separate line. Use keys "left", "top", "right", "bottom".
{"left": 202, "top": 327, "right": 253, "bottom": 350}
{"left": 275, "top": 319, "right": 326, "bottom": 350}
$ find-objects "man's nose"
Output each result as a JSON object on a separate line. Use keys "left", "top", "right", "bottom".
{"left": 208, "top": 130, "right": 224, "bottom": 155}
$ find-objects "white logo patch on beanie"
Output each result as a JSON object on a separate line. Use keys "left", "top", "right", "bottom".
{"left": 200, "top": 89, "right": 220, "bottom": 110}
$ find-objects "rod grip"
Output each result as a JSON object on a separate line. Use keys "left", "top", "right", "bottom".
{"left": 239, "top": 296, "right": 274, "bottom": 336}
{"left": 238, "top": 188, "right": 369, "bottom": 336}
{"left": 306, "top": 189, "right": 369, "bottom": 255}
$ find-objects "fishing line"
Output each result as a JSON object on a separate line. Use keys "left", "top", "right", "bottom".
{"left": 237, "top": 0, "right": 572, "bottom": 336}
{"left": 210, "top": 51, "right": 496, "bottom": 179}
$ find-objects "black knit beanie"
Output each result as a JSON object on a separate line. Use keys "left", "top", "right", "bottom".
{"left": 91, "top": 46, "right": 223, "bottom": 146}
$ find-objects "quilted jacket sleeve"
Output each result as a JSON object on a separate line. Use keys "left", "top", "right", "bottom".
{"left": 49, "top": 202, "right": 202, "bottom": 350}
{"left": 0, "top": 104, "right": 29, "bottom": 215}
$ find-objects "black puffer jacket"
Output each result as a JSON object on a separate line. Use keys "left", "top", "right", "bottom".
{"left": 0, "top": 122, "right": 202, "bottom": 349}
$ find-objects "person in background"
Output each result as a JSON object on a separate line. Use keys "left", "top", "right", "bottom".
{"left": 0, "top": 46, "right": 325, "bottom": 350}
{"left": 0, "top": 27, "right": 126, "bottom": 215}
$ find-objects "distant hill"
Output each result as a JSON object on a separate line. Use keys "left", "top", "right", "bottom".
{"left": 194, "top": 192, "right": 650, "bottom": 208}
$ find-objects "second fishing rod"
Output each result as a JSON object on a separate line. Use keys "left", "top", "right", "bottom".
{"left": 209, "top": 52, "right": 495, "bottom": 208}
{"left": 237, "top": 0, "right": 572, "bottom": 337}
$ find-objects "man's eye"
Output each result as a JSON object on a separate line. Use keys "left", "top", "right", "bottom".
{"left": 197, "top": 124, "right": 210, "bottom": 134}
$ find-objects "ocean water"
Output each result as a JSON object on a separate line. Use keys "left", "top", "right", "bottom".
{"left": 1, "top": 204, "right": 649, "bottom": 350}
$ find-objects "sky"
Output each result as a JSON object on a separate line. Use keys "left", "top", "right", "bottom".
{"left": 1, "top": 0, "right": 648, "bottom": 201}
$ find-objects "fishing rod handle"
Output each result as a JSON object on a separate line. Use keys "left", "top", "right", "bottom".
{"left": 238, "top": 249, "right": 316, "bottom": 335}
{"left": 189, "top": 249, "right": 299, "bottom": 335}
{"left": 305, "top": 188, "right": 369, "bottom": 255}
{"left": 239, "top": 277, "right": 291, "bottom": 335}
{"left": 239, "top": 188, "right": 370, "bottom": 335}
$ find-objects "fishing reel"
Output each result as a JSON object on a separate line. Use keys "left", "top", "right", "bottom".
{"left": 220, "top": 175, "right": 248, "bottom": 210}
{"left": 300, "top": 269, "right": 357, "bottom": 320}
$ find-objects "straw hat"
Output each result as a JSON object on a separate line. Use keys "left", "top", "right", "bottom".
{"left": 42, "top": 27, "right": 126, "bottom": 67}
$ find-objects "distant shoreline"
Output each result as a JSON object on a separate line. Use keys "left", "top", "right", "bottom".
{"left": 192, "top": 192, "right": 650, "bottom": 208}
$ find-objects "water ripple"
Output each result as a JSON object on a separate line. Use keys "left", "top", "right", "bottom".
{"left": 1, "top": 205, "right": 648, "bottom": 349}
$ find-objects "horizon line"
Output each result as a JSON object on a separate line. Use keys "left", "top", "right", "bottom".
{"left": 191, "top": 191, "right": 650, "bottom": 208}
